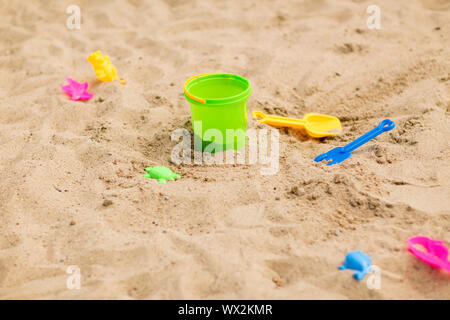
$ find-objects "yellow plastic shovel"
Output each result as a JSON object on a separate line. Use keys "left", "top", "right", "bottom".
{"left": 252, "top": 111, "right": 342, "bottom": 138}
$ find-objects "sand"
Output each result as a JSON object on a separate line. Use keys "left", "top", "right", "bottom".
{"left": 0, "top": 0, "right": 449, "bottom": 299}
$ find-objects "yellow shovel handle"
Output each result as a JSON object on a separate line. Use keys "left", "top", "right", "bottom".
{"left": 252, "top": 111, "right": 306, "bottom": 129}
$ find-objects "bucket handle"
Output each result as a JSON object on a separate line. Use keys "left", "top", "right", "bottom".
{"left": 184, "top": 73, "right": 217, "bottom": 104}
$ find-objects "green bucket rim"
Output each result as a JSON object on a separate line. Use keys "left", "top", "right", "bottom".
{"left": 184, "top": 73, "right": 251, "bottom": 105}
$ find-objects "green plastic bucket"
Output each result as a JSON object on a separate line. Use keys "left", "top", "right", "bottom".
{"left": 184, "top": 73, "right": 251, "bottom": 152}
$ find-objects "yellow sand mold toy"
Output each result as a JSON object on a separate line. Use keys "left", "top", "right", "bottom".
{"left": 252, "top": 111, "right": 341, "bottom": 138}
{"left": 87, "top": 50, "right": 118, "bottom": 82}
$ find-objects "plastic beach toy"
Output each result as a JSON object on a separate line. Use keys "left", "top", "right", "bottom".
{"left": 61, "top": 78, "right": 93, "bottom": 101}
{"left": 87, "top": 50, "right": 118, "bottom": 82}
{"left": 252, "top": 111, "right": 341, "bottom": 138}
{"left": 408, "top": 236, "right": 450, "bottom": 272}
{"left": 339, "top": 251, "right": 373, "bottom": 281}
{"left": 315, "top": 119, "right": 395, "bottom": 165}
{"left": 184, "top": 73, "right": 251, "bottom": 152}
{"left": 143, "top": 166, "right": 181, "bottom": 184}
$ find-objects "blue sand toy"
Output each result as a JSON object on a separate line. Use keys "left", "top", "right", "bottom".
{"left": 338, "top": 251, "right": 373, "bottom": 281}
{"left": 315, "top": 119, "right": 395, "bottom": 165}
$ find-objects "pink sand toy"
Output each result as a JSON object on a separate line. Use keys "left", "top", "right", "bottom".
{"left": 61, "top": 78, "right": 93, "bottom": 101}
{"left": 408, "top": 236, "right": 450, "bottom": 272}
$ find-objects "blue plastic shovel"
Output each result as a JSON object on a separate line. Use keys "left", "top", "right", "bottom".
{"left": 314, "top": 119, "right": 395, "bottom": 166}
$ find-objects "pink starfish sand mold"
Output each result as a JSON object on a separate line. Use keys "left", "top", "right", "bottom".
{"left": 61, "top": 78, "right": 93, "bottom": 101}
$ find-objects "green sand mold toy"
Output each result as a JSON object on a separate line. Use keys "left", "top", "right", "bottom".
{"left": 143, "top": 166, "right": 181, "bottom": 184}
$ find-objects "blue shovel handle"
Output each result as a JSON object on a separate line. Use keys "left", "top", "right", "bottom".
{"left": 343, "top": 119, "right": 395, "bottom": 153}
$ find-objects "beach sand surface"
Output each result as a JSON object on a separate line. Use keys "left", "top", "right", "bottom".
{"left": 0, "top": 0, "right": 449, "bottom": 299}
